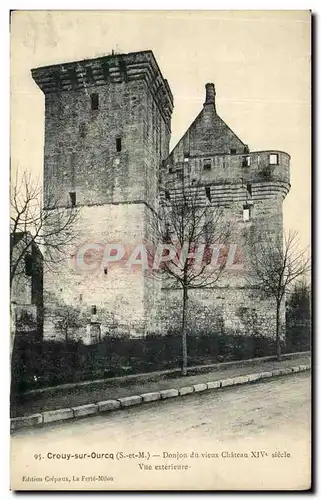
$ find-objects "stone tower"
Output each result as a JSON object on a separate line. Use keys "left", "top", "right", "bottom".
{"left": 159, "top": 83, "right": 291, "bottom": 336}
{"left": 32, "top": 50, "right": 174, "bottom": 340}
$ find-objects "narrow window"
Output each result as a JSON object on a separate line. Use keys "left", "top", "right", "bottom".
{"left": 69, "top": 191, "right": 76, "bottom": 207}
{"left": 168, "top": 165, "right": 173, "bottom": 174}
{"left": 242, "top": 156, "right": 251, "bottom": 167}
{"left": 243, "top": 145, "right": 250, "bottom": 154}
{"left": 116, "top": 137, "right": 122, "bottom": 152}
{"left": 183, "top": 153, "right": 189, "bottom": 163}
{"left": 91, "top": 305, "right": 97, "bottom": 315}
{"left": 203, "top": 159, "right": 212, "bottom": 171}
{"left": 165, "top": 190, "right": 170, "bottom": 201}
{"left": 269, "top": 153, "right": 279, "bottom": 165}
{"left": 79, "top": 123, "right": 86, "bottom": 138}
{"left": 91, "top": 93, "right": 99, "bottom": 110}
{"left": 230, "top": 148, "right": 237, "bottom": 154}
{"left": 104, "top": 267, "right": 108, "bottom": 275}
{"left": 25, "top": 254, "right": 33, "bottom": 276}
{"left": 243, "top": 204, "right": 251, "bottom": 222}
{"left": 247, "top": 183, "right": 252, "bottom": 197}
{"left": 205, "top": 186, "right": 211, "bottom": 202}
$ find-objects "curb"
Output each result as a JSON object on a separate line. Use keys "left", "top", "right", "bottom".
{"left": 11, "top": 364, "right": 311, "bottom": 432}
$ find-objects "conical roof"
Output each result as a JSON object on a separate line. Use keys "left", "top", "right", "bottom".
{"left": 167, "top": 83, "right": 248, "bottom": 161}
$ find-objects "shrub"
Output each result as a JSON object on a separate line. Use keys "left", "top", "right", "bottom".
{"left": 11, "top": 331, "right": 279, "bottom": 395}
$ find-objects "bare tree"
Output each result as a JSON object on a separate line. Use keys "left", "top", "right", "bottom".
{"left": 286, "top": 279, "right": 311, "bottom": 351}
{"left": 245, "top": 228, "right": 310, "bottom": 360}
{"left": 152, "top": 171, "right": 232, "bottom": 375}
{"left": 10, "top": 171, "right": 79, "bottom": 354}
{"left": 10, "top": 171, "right": 78, "bottom": 288}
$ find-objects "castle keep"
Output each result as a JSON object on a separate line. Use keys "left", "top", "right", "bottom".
{"left": 31, "top": 50, "right": 290, "bottom": 342}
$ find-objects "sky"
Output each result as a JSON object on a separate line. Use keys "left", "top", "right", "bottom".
{"left": 10, "top": 10, "right": 311, "bottom": 249}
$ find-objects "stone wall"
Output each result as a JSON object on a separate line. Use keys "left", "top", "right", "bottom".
{"left": 157, "top": 286, "right": 285, "bottom": 339}
{"left": 43, "top": 203, "right": 150, "bottom": 339}
{"left": 43, "top": 79, "right": 165, "bottom": 210}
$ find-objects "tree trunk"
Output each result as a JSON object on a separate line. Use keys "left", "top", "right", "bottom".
{"left": 276, "top": 301, "right": 281, "bottom": 361}
{"left": 10, "top": 302, "right": 16, "bottom": 361}
{"left": 181, "top": 287, "right": 188, "bottom": 376}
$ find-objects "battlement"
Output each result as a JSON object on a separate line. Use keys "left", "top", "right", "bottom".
{"left": 31, "top": 50, "right": 174, "bottom": 128}
{"left": 162, "top": 150, "right": 290, "bottom": 198}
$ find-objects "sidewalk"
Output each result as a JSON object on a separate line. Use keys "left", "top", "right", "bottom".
{"left": 11, "top": 352, "right": 310, "bottom": 420}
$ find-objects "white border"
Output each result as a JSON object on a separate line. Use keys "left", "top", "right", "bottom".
{"left": 2, "top": 2, "right": 318, "bottom": 499}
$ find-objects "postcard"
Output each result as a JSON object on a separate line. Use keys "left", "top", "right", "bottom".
{"left": 10, "top": 10, "right": 311, "bottom": 491}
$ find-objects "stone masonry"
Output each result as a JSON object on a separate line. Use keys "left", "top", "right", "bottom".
{"left": 31, "top": 50, "right": 290, "bottom": 341}
{"left": 158, "top": 82, "right": 290, "bottom": 337}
